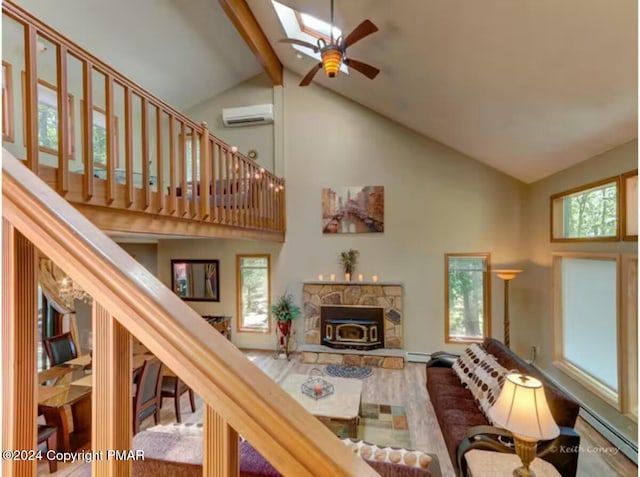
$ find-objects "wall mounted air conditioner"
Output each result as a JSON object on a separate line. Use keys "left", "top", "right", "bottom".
{"left": 222, "top": 103, "right": 274, "bottom": 127}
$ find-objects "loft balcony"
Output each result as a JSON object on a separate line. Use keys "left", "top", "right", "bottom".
{"left": 2, "top": 1, "right": 285, "bottom": 242}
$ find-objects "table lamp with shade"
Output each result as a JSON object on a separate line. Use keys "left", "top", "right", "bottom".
{"left": 489, "top": 374, "right": 559, "bottom": 477}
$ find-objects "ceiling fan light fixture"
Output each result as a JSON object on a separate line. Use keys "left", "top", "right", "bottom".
{"left": 321, "top": 47, "right": 343, "bottom": 77}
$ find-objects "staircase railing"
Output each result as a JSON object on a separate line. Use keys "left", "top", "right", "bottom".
{"left": 2, "top": 150, "right": 377, "bottom": 477}
{"left": 2, "top": 0, "right": 285, "bottom": 237}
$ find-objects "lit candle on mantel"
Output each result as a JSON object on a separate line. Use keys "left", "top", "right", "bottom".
{"left": 318, "top": 274, "right": 323, "bottom": 281}
{"left": 358, "top": 274, "right": 364, "bottom": 282}
{"left": 345, "top": 272, "right": 351, "bottom": 281}
{"left": 330, "top": 274, "right": 336, "bottom": 282}
{"left": 372, "top": 274, "right": 379, "bottom": 282}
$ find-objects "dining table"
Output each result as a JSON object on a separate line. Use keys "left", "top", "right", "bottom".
{"left": 37, "top": 350, "right": 156, "bottom": 452}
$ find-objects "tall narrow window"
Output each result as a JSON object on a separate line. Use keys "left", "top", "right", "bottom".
{"left": 445, "top": 253, "right": 491, "bottom": 343}
{"left": 552, "top": 253, "right": 620, "bottom": 409}
{"left": 237, "top": 255, "right": 270, "bottom": 333}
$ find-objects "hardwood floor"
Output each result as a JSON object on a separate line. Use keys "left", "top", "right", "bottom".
{"left": 41, "top": 350, "right": 637, "bottom": 477}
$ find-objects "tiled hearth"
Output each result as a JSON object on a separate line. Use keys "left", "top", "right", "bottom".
{"left": 301, "top": 281, "right": 404, "bottom": 368}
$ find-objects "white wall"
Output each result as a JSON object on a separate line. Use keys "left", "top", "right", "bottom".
{"left": 518, "top": 139, "right": 637, "bottom": 443}
{"left": 185, "top": 73, "right": 275, "bottom": 173}
{"left": 159, "top": 69, "right": 528, "bottom": 354}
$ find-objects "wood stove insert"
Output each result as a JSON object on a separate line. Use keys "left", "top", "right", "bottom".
{"left": 320, "top": 305, "right": 385, "bottom": 351}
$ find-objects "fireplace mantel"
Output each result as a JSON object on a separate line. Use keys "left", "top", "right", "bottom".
{"left": 302, "top": 282, "right": 404, "bottom": 349}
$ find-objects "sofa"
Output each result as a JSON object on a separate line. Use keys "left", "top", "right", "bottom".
{"left": 426, "top": 338, "right": 581, "bottom": 477}
{"left": 132, "top": 424, "right": 443, "bottom": 477}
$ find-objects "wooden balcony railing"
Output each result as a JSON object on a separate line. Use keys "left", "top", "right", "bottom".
{"left": 2, "top": 150, "right": 377, "bottom": 477}
{"left": 2, "top": 0, "right": 285, "bottom": 240}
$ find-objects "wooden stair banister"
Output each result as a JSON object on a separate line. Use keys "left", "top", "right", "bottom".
{"left": 2, "top": 149, "right": 379, "bottom": 477}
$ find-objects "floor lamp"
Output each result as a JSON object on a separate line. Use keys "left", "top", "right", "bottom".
{"left": 492, "top": 269, "right": 523, "bottom": 348}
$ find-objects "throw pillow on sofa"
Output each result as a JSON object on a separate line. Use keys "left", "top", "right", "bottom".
{"left": 341, "top": 438, "right": 434, "bottom": 470}
{"left": 467, "top": 353, "right": 510, "bottom": 423}
{"left": 452, "top": 343, "right": 487, "bottom": 388}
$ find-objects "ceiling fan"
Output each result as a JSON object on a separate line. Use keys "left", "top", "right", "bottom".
{"left": 279, "top": 0, "right": 380, "bottom": 86}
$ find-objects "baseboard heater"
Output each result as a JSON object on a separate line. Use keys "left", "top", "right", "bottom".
{"left": 531, "top": 364, "right": 638, "bottom": 464}
{"left": 405, "top": 352, "right": 432, "bottom": 363}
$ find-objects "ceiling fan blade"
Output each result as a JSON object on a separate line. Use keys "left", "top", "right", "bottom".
{"left": 343, "top": 58, "right": 380, "bottom": 79}
{"left": 278, "top": 38, "right": 319, "bottom": 53}
{"left": 342, "top": 19, "right": 378, "bottom": 49}
{"left": 300, "top": 63, "right": 323, "bottom": 86}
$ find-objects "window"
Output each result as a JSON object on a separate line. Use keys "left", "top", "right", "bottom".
{"left": 81, "top": 102, "right": 120, "bottom": 169}
{"left": 445, "top": 253, "right": 491, "bottom": 343}
{"left": 552, "top": 253, "right": 621, "bottom": 409}
{"left": 550, "top": 176, "right": 619, "bottom": 241}
{"left": 2, "top": 61, "right": 14, "bottom": 142}
{"left": 21, "top": 73, "right": 75, "bottom": 158}
{"left": 237, "top": 255, "right": 270, "bottom": 333}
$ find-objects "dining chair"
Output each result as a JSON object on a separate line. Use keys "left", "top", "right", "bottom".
{"left": 160, "top": 375, "right": 196, "bottom": 423}
{"left": 43, "top": 332, "right": 78, "bottom": 366}
{"left": 37, "top": 425, "right": 58, "bottom": 473}
{"left": 132, "top": 359, "right": 163, "bottom": 435}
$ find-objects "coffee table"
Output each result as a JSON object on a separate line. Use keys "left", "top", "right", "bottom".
{"left": 280, "top": 374, "right": 363, "bottom": 438}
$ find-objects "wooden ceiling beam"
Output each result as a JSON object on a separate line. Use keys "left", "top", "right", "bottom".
{"left": 219, "top": 0, "right": 283, "bottom": 86}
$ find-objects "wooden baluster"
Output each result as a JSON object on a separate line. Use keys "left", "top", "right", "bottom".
{"left": 2, "top": 223, "right": 38, "bottom": 477}
{"left": 219, "top": 144, "right": 226, "bottom": 225}
{"left": 81, "top": 59, "right": 94, "bottom": 200}
{"left": 156, "top": 107, "right": 165, "bottom": 213}
{"left": 225, "top": 149, "right": 231, "bottom": 225}
{"left": 105, "top": 74, "right": 115, "bottom": 204}
{"left": 281, "top": 182, "right": 287, "bottom": 233}
{"left": 123, "top": 86, "right": 133, "bottom": 207}
{"left": 239, "top": 158, "right": 245, "bottom": 227}
{"left": 251, "top": 164, "right": 257, "bottom": 228}
{"left": 199, "top": 123, "right": 210, "bottom": 220}
{"left": 92, "top": 303, "right": 132, "bottom": 477}
{"left": 55, "top": 43, "right": 69, "bottom": 195}
{"left": 259, "top": 169, "right": 265, "bottom": 230}
{"left": 24, "top": 25, "right": 38, "bottom": 173}
{"left": 211, "top": 140, "right": 218, "bottom": 224}
{"left": 168, "top": 116, "right": 176, "bottom": 214}
{"left": 179, "top": 122, "right": 187, "bottom": 216}
{"left": 232, "top": 153, "right": 239, "bottom": 225}
{"left": 191, "top": 129, "right": 198, "bottom": 218}
{"left": 268, "top": 176, "right": 274, "bottom": 230}
{"left": 203, "top": 405, "right": 239, "bottom": 477}
{"left": 141, "top": 97, "right": 150, "bottom": 210}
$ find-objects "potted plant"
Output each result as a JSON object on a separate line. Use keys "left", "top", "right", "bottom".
{"left": 271, "top": 292, "right": 301, "bottom": 358}
{"left": 339, "top": 248, "right": 360, "bottom": 280}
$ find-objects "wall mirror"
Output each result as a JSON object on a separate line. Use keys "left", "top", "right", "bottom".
{"left": 171, "top": 259, "right": 220, "bottom": 302}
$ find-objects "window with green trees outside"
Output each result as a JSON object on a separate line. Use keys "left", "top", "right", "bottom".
{"left": 445, "top": 253, "right": 490, "bottom": 343}
{"left": 551, "top": 177, "right": 619, "bottom": 241}
{"left": 237, "top": 255, "right": 270, "bottom": 333}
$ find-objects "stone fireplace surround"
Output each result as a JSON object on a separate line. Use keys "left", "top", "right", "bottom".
{"left": 302, "top": 281, "right": 403, "bottom": 349}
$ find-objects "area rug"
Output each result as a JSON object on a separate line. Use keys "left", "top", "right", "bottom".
{"left": 322, "top": 402, "right": 411, "bottom": 449}
{"left": 325, "top": 364, "right": 374, "bottom": 379}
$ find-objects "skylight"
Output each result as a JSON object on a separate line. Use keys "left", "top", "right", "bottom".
{"left": 272, "top": 0, "right": 348, "bottom": 74}
{"left": 297, "top": 12, "right": 342, "bottom": 41}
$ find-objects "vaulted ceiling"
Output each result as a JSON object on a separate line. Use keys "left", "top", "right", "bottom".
{"left": 8, "top": 0, "right": 637, "bottom": 183}
{"left": 249, "top": 0, "right": 637, "bottom": 183}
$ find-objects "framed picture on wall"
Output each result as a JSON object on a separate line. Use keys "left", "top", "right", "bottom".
{"left": 322, "top": 186, "right": 384, "bottom": 234}
{"left": 171, "top": 259, "right": 220, "bottom": 302}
